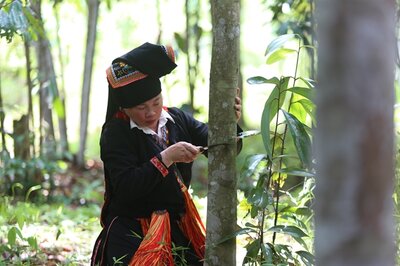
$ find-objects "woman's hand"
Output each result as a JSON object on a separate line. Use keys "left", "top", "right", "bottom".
{"left": 235, "top": 88, "right": 242, "bottom": 122}
{"left": 160, "top": 142, "right": 201, "bottom": 167}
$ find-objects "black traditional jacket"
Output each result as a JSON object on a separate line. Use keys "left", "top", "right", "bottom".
{"left": 99, "top": 107, "right": 210, "bottom": 223}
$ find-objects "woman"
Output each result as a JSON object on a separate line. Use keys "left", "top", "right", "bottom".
{"left": 91, "top": 42, "right": 242, "bottom": 265}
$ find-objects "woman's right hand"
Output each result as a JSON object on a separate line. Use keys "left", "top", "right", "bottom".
{"left": 160, "top": 141, "right": 201, "bottom": 167}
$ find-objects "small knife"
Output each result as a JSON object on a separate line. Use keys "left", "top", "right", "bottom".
{"left": 199, "top": 130, "right": 260, "bottom": 153}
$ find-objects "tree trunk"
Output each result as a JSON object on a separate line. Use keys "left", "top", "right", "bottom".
{"left": 156, "top": 0, "right": 162, "bottom": 43}
{"left": 77, "top": 0, "right": 100, "bottom": 167}
{"left": 0, "top": 71, "right": 7, "bottom": 154}
{"left": 315, "top": 0, "right": 396, "bottom": 265}
{"left": 205, "top": 1, "right": 240, "bottom": 265}
{"left": 54, "top": 4, "right": 69, "bottom": 158}
{"left": 13, "top": 115, "right": 30, "bottom": 160}
{"left": 309, "top": 0, "right": 316, "bottom": 80}
{"left": 31, "top": 0, "right": 57, "bottom": 159}
{"left": 24, "top": 37, "right": 35, "bottom": 157}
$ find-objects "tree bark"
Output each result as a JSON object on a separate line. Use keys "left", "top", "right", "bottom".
{"left": 315, "top": 0, "right": 396, "bottom": 265}
{"left": 205, "top": 1, "right": 240, "bottom": 265}
{"left": 13, "top": 115, "right": 30, "bottom": 160}
{"left": 0, "top": 71, "right": 7, "bottom": 154}
{"left": 31, "top": 0, "right": 57, "bottom": 159}
{"left": 77, "top": 0, "right": 100, "bottom": 167}
{"left": 24, "top": 37, "right": 35, "bottom": 157}
{"left": 184, "top": 0, "right": 199, "bottom": 113}
{"left": 54, "top": 4, "right": 69, "bottom": 158}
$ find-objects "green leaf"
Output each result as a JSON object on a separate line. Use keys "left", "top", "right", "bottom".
{"left": 296, "top": 99, "right": 316, "bottom": 125}
{"left": 247, "top": 76, "right": 280, "bottom": 85}
{"left": 277, "top": 167, "right": 315, "bottom": 177}
{"left": 105, "top": 0, "right": 112, "bottom": 10}
{"left": 25, "top": 185, "right": 41, "bottom": 201}
{"left": 273, "top": 244, "right": 294, "bottom": 261}
{"left": 266, "top": 48, "right": 297, "bottom": 65}
{"left": 279, "top": 206, "right": 311, "bottom": 216}
{"left": 7, "top": 227, "right": 17, "bottom": 246}
{"left": 296, "top": 250, "right": 315, "bottom": 266}
{"left": 261, "top": 243, "right": 274, "bottom": 264}
{"left": 22, "top": 7, "right": 42, "bottom": 40}
{"left": 291, "top": 97, "right": 307, "bottom": 122}
{"left": 265, "top": 34, "right": 299, "bottom": 57}
{"left": 56, "top": 229, "right": 62, "bottom": 240}
{"left": 249, "top": 187, "right": 270, "bottom": 209}
{"left": 17, "top": 213, "right": 25, "bottom": 229}
{"left": 53, "top": 98, "right": 65, "bottom": 119}
{"left": 243, "top": 239, "right": 261, "bottom": 264}
{"left": 250, "top": 204, "right": 259, "bottom": 218}
{"left": 261, "top": 89, "right": 276, "bottom": 158}
{"left": 268, "top": 225, "right": 308, "bottom": 238}
{"left": 174, "top": 32, "right": 187, "bottom": 54}
{"left": 282, "top": 110, "right": 312, "bottom": 168}
{"left": 241, "top": 154, "right": 267, "bottom": 179}
{"left": 27, "top": 236, "right": 38, "bottom": 250}
{"left": 14, "top": 226, "right": 23, "bottom": 239}
{"left": 286, "top": 86, "right": 314, "bottom": 101}
{"left": 9, "top": 0, "right": 28, "bottom": 32}
{"left": 244, "top": 222, "right": 261, "bottom": 229}
{"left": 0, "top": 10, "right": 11, "bottom": 29}
{"left": 11, "top": 182, "right": 23, "bottom": 198}
{"left": 261, "top": 77, "right": 289, "bottom": 158}
{"left": 297, "top": 77, "right": 315, "bottom": 89}
{"left": 300, "top": 44, "right": 316, "bottom": 51}
{"left": 295, "top": 98, "right": 315, "bottom": 113}
{"left": 215, "top": 227, "right": 257, "bottom": 245}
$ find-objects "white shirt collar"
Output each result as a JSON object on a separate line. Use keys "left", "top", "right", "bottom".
{"left": 130, "top": 109, "right": 175, "bottom": 136}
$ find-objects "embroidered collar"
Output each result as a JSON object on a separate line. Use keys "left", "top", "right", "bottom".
{"left": 130, "top": 109, "right": 175, "bottom": 137}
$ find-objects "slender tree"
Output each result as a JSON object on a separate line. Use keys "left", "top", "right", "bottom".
{"left": 315, "top": 0, "right": 396, "bottom": 265}
{"left": 31, "top": 0, "right": 57, "bottom": 159}
{"left": 77, "top": 0, "right": 100, "bottom": 167}
{"left": 23, "top": 37, "right": 35, "bottom": 157}
{"left": 53, "top": 2, "right": 69, "bottom": 157}
{"left": 156, "top": 0, "right": 162, "bottom": 43}
{"left": 0, "top": 71, "right": 6, "bottom": 154}
{"left": 205, "top": 0, "right": 240, "bottom": 265}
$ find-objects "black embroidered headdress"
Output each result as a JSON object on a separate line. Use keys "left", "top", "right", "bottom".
{"left": 105, "top": 42, "right": 177, "bottom": 122}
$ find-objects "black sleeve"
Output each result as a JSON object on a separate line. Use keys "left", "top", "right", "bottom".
{"left": 170, "top": 107, "right": 208, "bottom": 147}
{"left": 100, "top": 122, "right": 167, "bottom": 201}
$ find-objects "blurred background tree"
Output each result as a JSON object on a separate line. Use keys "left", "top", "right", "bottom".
{"left": 1, "top": 0, "right": 400, "bottom": 264}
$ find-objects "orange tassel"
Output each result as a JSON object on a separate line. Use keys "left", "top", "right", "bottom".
{"left": 129, "top": 211, "right": 174, "bottom": 266}
{"left": 177, "top": 179, "right": 206, "bottom": 260}
{"left": 139, "top": 218, "right": 150, "bottom": 236}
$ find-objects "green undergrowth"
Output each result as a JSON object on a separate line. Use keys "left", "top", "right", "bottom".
{"left": 0, "top": 196, "right": 101, "bottom": 265}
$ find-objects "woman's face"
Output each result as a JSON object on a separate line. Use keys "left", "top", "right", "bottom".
{"left": 123, "top": 93, "right": 163, "bottom": 131}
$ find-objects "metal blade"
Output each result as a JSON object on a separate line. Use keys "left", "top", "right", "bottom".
{"left": 236, "top": 130, "right": 261, "bottom": 139}
{"left": 200, "top": 130, "right": 261, "bottom": 153}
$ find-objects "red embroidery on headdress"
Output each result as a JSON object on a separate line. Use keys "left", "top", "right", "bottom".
{"left": 106, "top": 62, "right": 148, "bottom": 89}
{"left": 163, "top": 45, "right": 175, "bottom": 63}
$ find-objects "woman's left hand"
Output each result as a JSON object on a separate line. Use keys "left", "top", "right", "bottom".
{"left": 234, "top": 88, "right": 242, "bottom": 122}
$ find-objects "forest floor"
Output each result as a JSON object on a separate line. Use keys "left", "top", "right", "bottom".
{"left": 0, "top": 161, "right": 104, "bottom": 266}
{"left": 0, "top": 160, "right": 212, "bottom": 265}
{"left": 0, "top": 159, "right": 250, "bottom": 265}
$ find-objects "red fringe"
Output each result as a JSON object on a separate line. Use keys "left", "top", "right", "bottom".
{"left": 139, "top": 218, "right": 150, "bottom": 236}
{"left": 130, "top": 175, "right": 206, "bottom": 264}
{"left": 129, "top": 211, "right": 174, "bottom": 266}
{"left": 177, "top": 179, "right": 206, "bottom": 259}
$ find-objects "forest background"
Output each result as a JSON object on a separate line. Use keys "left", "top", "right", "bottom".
{"left": 0, "top": 0, "right": 400, "bottom": 265}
